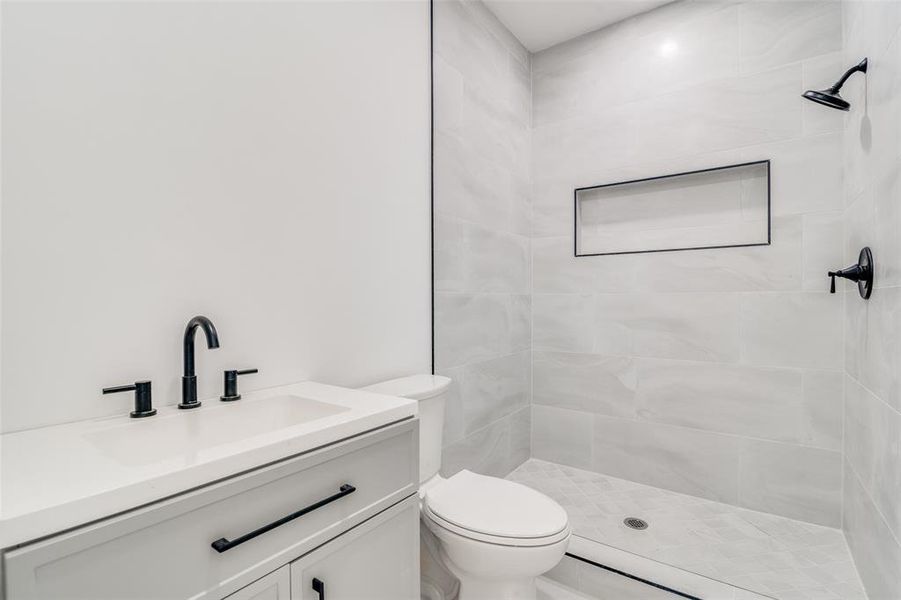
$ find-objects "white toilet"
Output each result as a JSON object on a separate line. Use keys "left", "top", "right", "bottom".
{"left": 364, "top": 375, "right": 571, "bottom": 600}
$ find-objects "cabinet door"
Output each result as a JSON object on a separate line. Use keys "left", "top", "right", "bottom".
{"left": 226, "top": 566, "right": 290, "bottom": 600}
{"left": 290, "top": 495, "right": 419, "bottom": 600}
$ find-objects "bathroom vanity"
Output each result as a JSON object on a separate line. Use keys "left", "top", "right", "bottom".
{"left": 0, "top": 382, "right": 420, "bottom": 599}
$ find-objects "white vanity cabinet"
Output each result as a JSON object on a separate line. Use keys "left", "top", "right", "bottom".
{"left": 226, "top": 566, "right": 291, "bottom": 600}
{"left": 290, "top": 496, "right": 419, "bottom": 600}
{"left": 2, "top": 419, "right": 419, "bottom": 600}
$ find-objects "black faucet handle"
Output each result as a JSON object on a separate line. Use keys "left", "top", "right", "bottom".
{"left": 103, "top": 380, "right": 156, "bottom": 418}
{"left": 221, "top": 368, "right": 258, "bottom": 402}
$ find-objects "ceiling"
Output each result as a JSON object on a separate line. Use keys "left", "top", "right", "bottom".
{"left": 483, "top": 0, "right": 673, "bottom": 53}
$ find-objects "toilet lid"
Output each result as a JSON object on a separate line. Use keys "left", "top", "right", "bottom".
{"left": 424, "top": 470, "right": 568, "bottom": 540}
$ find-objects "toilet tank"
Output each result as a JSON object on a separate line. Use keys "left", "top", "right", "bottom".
{"left": 362, "top": 374, "right": 452, "bottom": 484}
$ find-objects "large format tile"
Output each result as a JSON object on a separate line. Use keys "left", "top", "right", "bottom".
{"left": 592, "top": 416, "right": 741, "bottom": 503}
{"left": 741, "top": 133, "right": 843, "bottom": 217}
{"left": 434, "top": 292, "right": 507, "bottom": 369}
{"left": 802, "top": 211, "right": 844, "bottom": 292}
{"left": 461, "top": 351, "right": 530, "bottom": 435}
{"left": 533, "top": 351, "right": 637, "bottom": 418}
{"left": 532, "top": 405, "right": 593, "bottom": 470}
{"left": 631, "top": 65, "right": 803, "bottom": 163}
{"left": 533, "top": 293, "right": 595, "bottom": 353}
{"left": 843, "top": 461, "right": 901, "bottom": 600}
{"left": 636, "top": 359, "right": 841, "bottom": 449}
{"left": 532, "top": 236, "right": 637, "bottom": 293}
{"left": 441, "top": 415, "right": 510, "bottom": 478}
{"left": 595, "top": 293, "right": 742, "bottom": 362}
{"left": 436, "top": 365, "right": 466, "bottom": 447}
{"left": 435, "top": 216, "right": 530, "bottom": 294}
{"left": 632, "top": 216, "right": 802, "bottom": 293}
{"left": 855, "top": 286, "right": 901, "bottom": 412}
{"left": 740, "top": 292, "right": 843, "bottom": 369}
{"left": 739, "top": 0, "right": 842, "bottom": 74}
{"left": 844, "top": 375, "right": 901, "bottom": 541}
{"left": 442, "top": 410, "right": 529, "bottom": 479}
{"left": 738, "top": 439, "right": 842, "bottom": 527}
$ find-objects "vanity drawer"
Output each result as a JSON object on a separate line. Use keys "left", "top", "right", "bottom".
{"left": 4, "top": 419, "right": 418, "bottom": 600}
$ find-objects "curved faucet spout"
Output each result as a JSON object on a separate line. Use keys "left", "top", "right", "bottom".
{"left": 183, "top": 316, "right": 220, "bottom": 376}
{"left": 181, "top": 315, "right": 220, "bottom": 409}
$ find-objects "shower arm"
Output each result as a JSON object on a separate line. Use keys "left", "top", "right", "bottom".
{"left": 828, "top": 58, "right": 868, "bottom": 93}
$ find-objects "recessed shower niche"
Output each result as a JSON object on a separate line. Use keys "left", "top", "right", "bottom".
{"left": 574, "top": 160, "right": 771, "bottom": 256}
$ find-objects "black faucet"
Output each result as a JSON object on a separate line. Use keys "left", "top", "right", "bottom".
{"left": 180, "top": 315, "right": 220, "bottom": 409}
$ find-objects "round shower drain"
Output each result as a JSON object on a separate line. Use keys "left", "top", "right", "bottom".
{"left": 623, "top": 517, "right": 648, "bottom": 530}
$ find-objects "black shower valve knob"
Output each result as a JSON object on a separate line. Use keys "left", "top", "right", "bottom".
{"left": 828, "top": 247, "right": 873, "bottom": 299}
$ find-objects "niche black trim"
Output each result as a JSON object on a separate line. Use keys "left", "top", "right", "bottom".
{"left": 573, "top": 159, "right": 771, "bottom": 257}
{"left": 565, "top": 552, "right": 702, "bottom": 600}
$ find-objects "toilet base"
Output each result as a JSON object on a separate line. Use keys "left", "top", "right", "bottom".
{"left": 455, "top": 575, "right": 537, "bottom": 600}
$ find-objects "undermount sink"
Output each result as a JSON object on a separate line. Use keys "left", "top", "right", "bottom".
{"left": 84, "top": 395, "right": 350, "bottom": 466}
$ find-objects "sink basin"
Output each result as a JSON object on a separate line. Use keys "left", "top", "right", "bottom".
{"left": 84, "top": 395, "right": 350, "bottom": 466}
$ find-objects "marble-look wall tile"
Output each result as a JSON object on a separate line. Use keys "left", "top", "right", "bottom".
{"left": 844, "top": 376, "right": 901, "bottom": 541}
{"left": 800, "top": 370, "right": 845, "bottom": 451}
{"left": 502, "top": 294, "right": 531, "bottom": 354}
{"left": 595, "top": 293, "right": 742, "bottom": 362}
{"left": 437, "top": 365, "right": 466, "bottom": 447}
{"left": 532, "top": 236, "right": 637, "bottom": 293}
{"left": 636, "top": 359, "right": 841, "bottom": 450}
{"left": 434, "top": 292, "right": 507, "bottom": 369}
{"left": 841, "top": 20, "right": 899, "bottom": 571}
{"left": 441, "top": 415, "right": 511, "bottom": 478}
{"left": 533, "top": 351, "right": 637, "bottom": 417}
{"left": 434, "top": 214, "right": 529, "bottom": 294}
{"left": 532, "top": 405, "right": 593, "bottom": 469}
{"left": 461, "top": 351, "right": 530, "bottom": 434}
{"left": 738, "top": 439, "right": 842, "bottom": 526}
{"left": 740, "top": 133, "right": 843, "bottom": 217}
{"left": 739, "top": 0, "right": 842, "bottom": 75}
{"left": 632, "top": 216, "right": 802, "bottom": 293}
{"left": 843, "top": 461, "right": 901, "bottom": 600}
{"left": 592, "top": 416, "right": 741, "bottom": 503}
{"left": 508, "top": 405, "right": 531, "bottom": 469}
{"left": 525, "top": 0, "right": 846, "bottom": 529}
{"left": 434, "top": 0, "right": 531, "bottom": 476}
{"left": 441, "top": 405, "right": 532, "bottom": 480}
{"left": 802, "top": 211, "right": 844, "bottom": 291}
{"left": 740, "top": 292, "right": 842, "bottom": 369}
{"left": 532, "top": 293, "right": 595, "bottom": 353}
{"left": 532, "top": 2, "right": 740, "bottom": 126}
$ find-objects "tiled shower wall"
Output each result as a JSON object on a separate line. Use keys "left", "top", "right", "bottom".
{"left": 529, "top": 0, "right": 847, "bottom": 527}
{"left": 433, "top": 0, "right": 532, "bottom": 477}
{"left": 840, "top": 2, "right": 901, "bottom": 598}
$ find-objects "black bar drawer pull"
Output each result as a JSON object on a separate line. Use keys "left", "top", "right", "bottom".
{"left": 312, "top": 577, "right": 326, "bottom": 600}
{"left": 211, "top": 484, "right": 356, "bottom": 553}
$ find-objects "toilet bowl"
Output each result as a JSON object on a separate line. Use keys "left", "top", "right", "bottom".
{"left": 363, "top": 375, "right": 571, "bottom": 600}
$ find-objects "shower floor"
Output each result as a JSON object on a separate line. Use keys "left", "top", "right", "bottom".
{"left": 507, "top": 459, "right": 867, "bottom": 600}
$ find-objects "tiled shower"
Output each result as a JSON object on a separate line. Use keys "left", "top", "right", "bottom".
{"left": 433, "top": 0, "right": 901, "bottom": 598}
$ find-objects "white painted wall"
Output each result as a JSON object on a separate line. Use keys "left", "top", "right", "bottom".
{"left": 1, "top": 1, "right": 431, "bottom": 433}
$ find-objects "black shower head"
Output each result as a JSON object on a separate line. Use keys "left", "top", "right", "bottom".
{"left": 802, "top": 88, "right": 850, "bottom": 110}
{"left": 802, "top": 58, "right": 868, "bottom": 111}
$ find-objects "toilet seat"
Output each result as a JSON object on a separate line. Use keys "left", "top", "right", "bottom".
{"left": 423, "top": 470, "right": 570, "bottom": 547}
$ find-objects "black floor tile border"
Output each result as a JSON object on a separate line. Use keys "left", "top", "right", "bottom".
{"left": 565, "top": 552, "right": 703, "bottom": 600}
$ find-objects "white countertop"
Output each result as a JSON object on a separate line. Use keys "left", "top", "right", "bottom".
{"left": 0, "top": 382, "right": 417, "bottom": 549}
